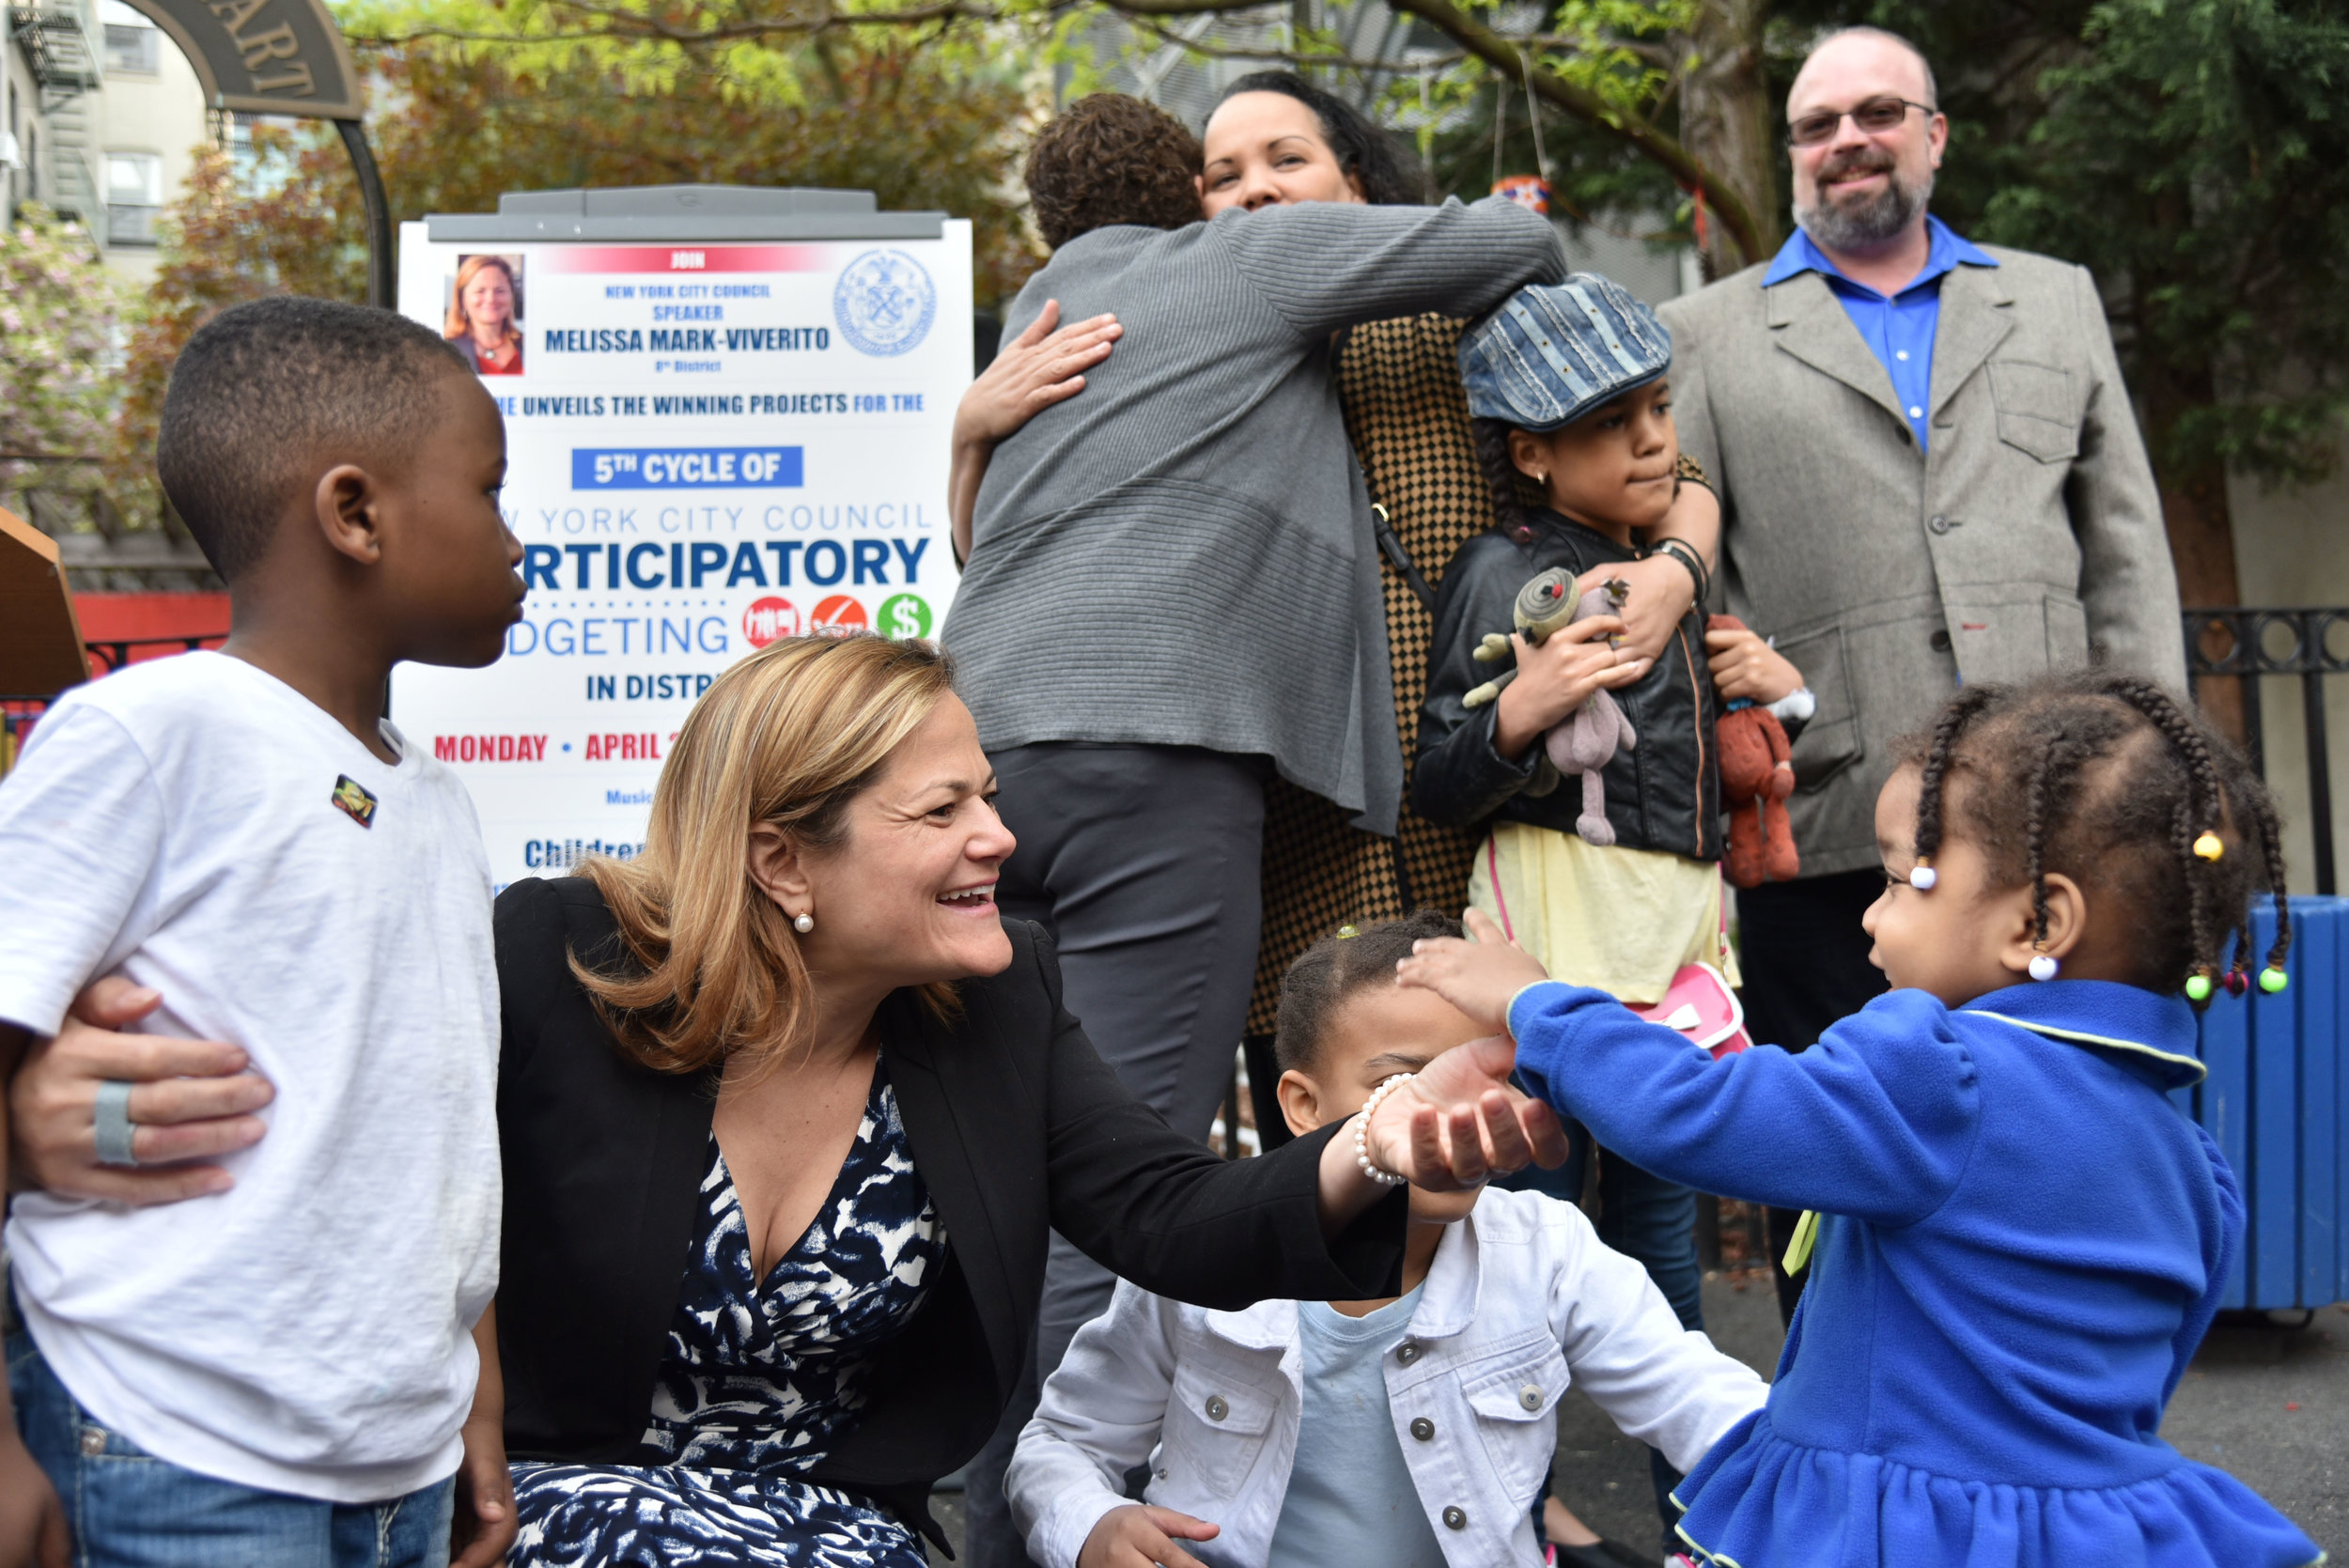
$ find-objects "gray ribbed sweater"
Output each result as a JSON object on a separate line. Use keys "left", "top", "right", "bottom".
{"left": 941, "top": 198, "right": 1563, "bottom": 834}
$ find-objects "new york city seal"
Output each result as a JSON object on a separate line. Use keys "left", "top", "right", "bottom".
{"left": 832, "top": 248, "right": 937, "bottom": 357}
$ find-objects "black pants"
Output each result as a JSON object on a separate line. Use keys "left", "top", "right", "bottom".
{"left": 1735, "top": 869, "right": 1889, "bottom": 1326}
{"left": 959, "top": 743, "right": 1268, "bottom": 1568}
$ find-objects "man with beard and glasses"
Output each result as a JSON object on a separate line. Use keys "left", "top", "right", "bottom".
{"left": 1657, "top": 25, "right": 2184, "bottom": 1324}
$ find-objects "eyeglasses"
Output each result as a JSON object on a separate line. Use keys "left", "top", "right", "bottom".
{"left": 1787, "top": 96, "right": 1936, "bottom": 147}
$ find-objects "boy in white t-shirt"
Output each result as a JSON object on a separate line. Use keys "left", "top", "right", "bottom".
{"left": 0, "top": 297, "right": 527, "bottom": 1568}
{"left": 1006, "top": 913, "right": 1766, "bottom": 1568}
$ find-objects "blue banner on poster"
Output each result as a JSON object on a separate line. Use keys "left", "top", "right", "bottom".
{"left": 572, "top": 446, "right": 803, "bottom": 489}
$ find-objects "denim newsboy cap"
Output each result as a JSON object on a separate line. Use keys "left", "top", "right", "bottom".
{"left": 1458, "top": 272, "right": 1672, "bottom": 432}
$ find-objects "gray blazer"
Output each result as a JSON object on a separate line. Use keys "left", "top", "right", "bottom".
{"left": 1659, "top": 246, "right": 2186, "bottom": 877}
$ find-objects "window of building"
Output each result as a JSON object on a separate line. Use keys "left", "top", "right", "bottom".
{"left": 106, "top": 151, "right": 163, "bottom": 244}
{"left": 103, "top": 22, "right": 161, "bottom": 74}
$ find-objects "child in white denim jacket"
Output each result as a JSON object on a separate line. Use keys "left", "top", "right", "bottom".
{"left": 1007, "top": 913, "right": 1766, "bottom": 1568}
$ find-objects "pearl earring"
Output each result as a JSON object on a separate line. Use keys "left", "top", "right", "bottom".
{"left": 793, "top": 912, "right": 815, "bottom": 934}
{"left": 2028, "top": 952, "right": 2059, "bottom": 982}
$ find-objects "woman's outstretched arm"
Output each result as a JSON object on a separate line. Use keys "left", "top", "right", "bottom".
{"left": 1027, "top": 923, "right": 1565, "bottom": 1309}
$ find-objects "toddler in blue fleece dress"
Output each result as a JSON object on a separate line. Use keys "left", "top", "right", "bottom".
{"left": 1396, "top": 669, "right": 2321, "bottom": 1568}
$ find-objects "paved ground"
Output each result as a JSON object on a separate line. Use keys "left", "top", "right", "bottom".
{"left": 932, "top": 1279, "right": 2348, "bottom": 1564}
{"left": 2162, "top": 1303, "right": 2349, "bottom": 1554}
{"left": 1546, "top": 1266, "right": 1790, "bottom": 1558}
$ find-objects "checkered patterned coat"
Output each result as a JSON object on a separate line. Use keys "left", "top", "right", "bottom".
{"left": 1246, "top": 316, "right": 1489, "bottom": 1034}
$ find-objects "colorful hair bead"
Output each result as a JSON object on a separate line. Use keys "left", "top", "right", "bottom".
{"left": 2192, "top": 831, "right": 2224, "bottom": 862}
{"left": 2259, "top": 966, "right": 2289, "bottom": 994}
{"left": 2184, "top": 971, "right": 2215, "bottom": 1002}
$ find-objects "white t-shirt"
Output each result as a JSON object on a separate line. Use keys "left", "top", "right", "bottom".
{"left": 0, "top": 651, "right": 501, "bottom": 1503}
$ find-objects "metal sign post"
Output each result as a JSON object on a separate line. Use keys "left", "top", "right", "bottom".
{"left": 115, "top": 0, "right": 393, "bottom": 303}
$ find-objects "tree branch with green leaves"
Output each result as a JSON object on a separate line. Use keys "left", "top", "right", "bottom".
{"left": 347, "top": 0, "right": 1766, "bottom": 265}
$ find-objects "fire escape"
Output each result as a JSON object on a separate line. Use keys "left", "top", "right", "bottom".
{"left": 8, "top": 0, "right": 104, "bottom": 242}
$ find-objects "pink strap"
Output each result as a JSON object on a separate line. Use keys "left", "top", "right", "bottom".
{"left": 1486, "top": 837, "right": 1516, "bottom": 943}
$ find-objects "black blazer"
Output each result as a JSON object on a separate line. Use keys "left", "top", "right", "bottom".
{"left": 490, "top": 876, "right": 1406, "bottom": 1546}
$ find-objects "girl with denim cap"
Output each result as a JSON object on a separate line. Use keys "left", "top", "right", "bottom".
{"left": 1414, "top": 274, "right": 1812, "bottom": 1563}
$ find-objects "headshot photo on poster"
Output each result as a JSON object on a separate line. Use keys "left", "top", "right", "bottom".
{"left": 445, "top": 253, "right": 525, "bottom": 376}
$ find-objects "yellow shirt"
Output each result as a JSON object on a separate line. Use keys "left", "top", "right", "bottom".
{"left": 1468, "top": 820, "right": 1738, "bottom": 1006}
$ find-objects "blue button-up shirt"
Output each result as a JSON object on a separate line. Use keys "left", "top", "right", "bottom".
{"left": 1761, "top": 215, "right": 1999, "bottom": 451}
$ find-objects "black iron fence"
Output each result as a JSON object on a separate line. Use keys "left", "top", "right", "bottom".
{"left": 2184, "top": 608, "right": 2348, "bottom": 896}
{"left": 1, "top": 634, "right": 228, "bottom": 774}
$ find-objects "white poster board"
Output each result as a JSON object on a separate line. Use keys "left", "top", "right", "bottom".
{"left": 393, "top": 193, "right": 971, "bottom": 889}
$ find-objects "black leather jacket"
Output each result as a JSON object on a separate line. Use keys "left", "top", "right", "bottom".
{"left": 1414, "top": 510, "right": 1723, "bottom": 861}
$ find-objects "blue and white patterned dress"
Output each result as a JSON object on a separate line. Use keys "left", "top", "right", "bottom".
{"left": 511, "top": 1060, "right": 946, "bottom": 1567}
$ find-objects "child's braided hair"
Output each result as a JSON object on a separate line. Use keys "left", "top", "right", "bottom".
{"left": 1898, "top": 668, "right": 2290, "bottom": 1000}
{"left": 1470, "top": 418, "right": 1547, "bottom": 545}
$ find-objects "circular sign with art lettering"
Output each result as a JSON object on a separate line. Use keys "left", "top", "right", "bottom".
{"left": 877, "top": 593, "right": 932, "bottom": 640}
{"left": 810, "top": 595, "right": 870, "bottom": 637}
{"left": 741, "top": 597, "right": 801, "bottom": 647}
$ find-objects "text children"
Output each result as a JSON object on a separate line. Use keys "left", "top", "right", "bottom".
{"left": 1400, "top": 670, "right": 2321, "bottom": 1568}
{"left": 0, "top": 298, "right": 527, "bottom": 1568}
{"left": 1005, "top": 913, "right": 1767, "bottom": 1568}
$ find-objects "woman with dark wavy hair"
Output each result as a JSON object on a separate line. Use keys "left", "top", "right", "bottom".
{"left": 1203, "top": 70, "right": 1420, "bottom": 207}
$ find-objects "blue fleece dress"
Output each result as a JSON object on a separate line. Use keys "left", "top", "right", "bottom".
{"left": 1506, "top": 978, "right": 2320, "bottom": 1568}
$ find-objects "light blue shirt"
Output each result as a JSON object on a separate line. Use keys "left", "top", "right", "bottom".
{"left": 1265, "top": 1283, "right": 1446, "bottom": 1568}
{"left": 1762, "top": 214, "right": 1999, "bottom": 451}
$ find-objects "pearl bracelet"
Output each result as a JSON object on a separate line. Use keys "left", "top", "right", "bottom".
{"left": 1352, "top": 1073, "right": 1415, "bottom": 1187}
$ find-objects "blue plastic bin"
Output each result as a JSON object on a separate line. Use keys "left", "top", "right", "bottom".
{"left": 2176, "top": 895, "right": 2348, "bottom": 1310}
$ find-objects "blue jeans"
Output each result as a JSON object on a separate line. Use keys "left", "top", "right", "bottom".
{"left": 8, "top": 1330, "right": 454, "bottom": 1568}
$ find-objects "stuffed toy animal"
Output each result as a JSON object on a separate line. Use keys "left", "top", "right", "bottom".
{"left": 1709, "top": 613, "right": 1800, "bottom": 887}
{"left": 1463, "top": 568, "right": 1637, "bottom": 846}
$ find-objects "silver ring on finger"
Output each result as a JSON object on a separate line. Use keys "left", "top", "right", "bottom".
{"left": 93, "top": 1079, "right": 141, "bottom": 1166}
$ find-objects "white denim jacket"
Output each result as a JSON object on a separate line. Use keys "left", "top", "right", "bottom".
{"left": 1007, "top": 1187, "right": 1768, "bottom": 1568}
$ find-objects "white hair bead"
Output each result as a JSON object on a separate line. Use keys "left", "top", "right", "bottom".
{"left": 2029, "top": 954, "right": 2060, "bottom": 982}
{"left": 1908, "top": 864, "right": 1937, "bottom": 891}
